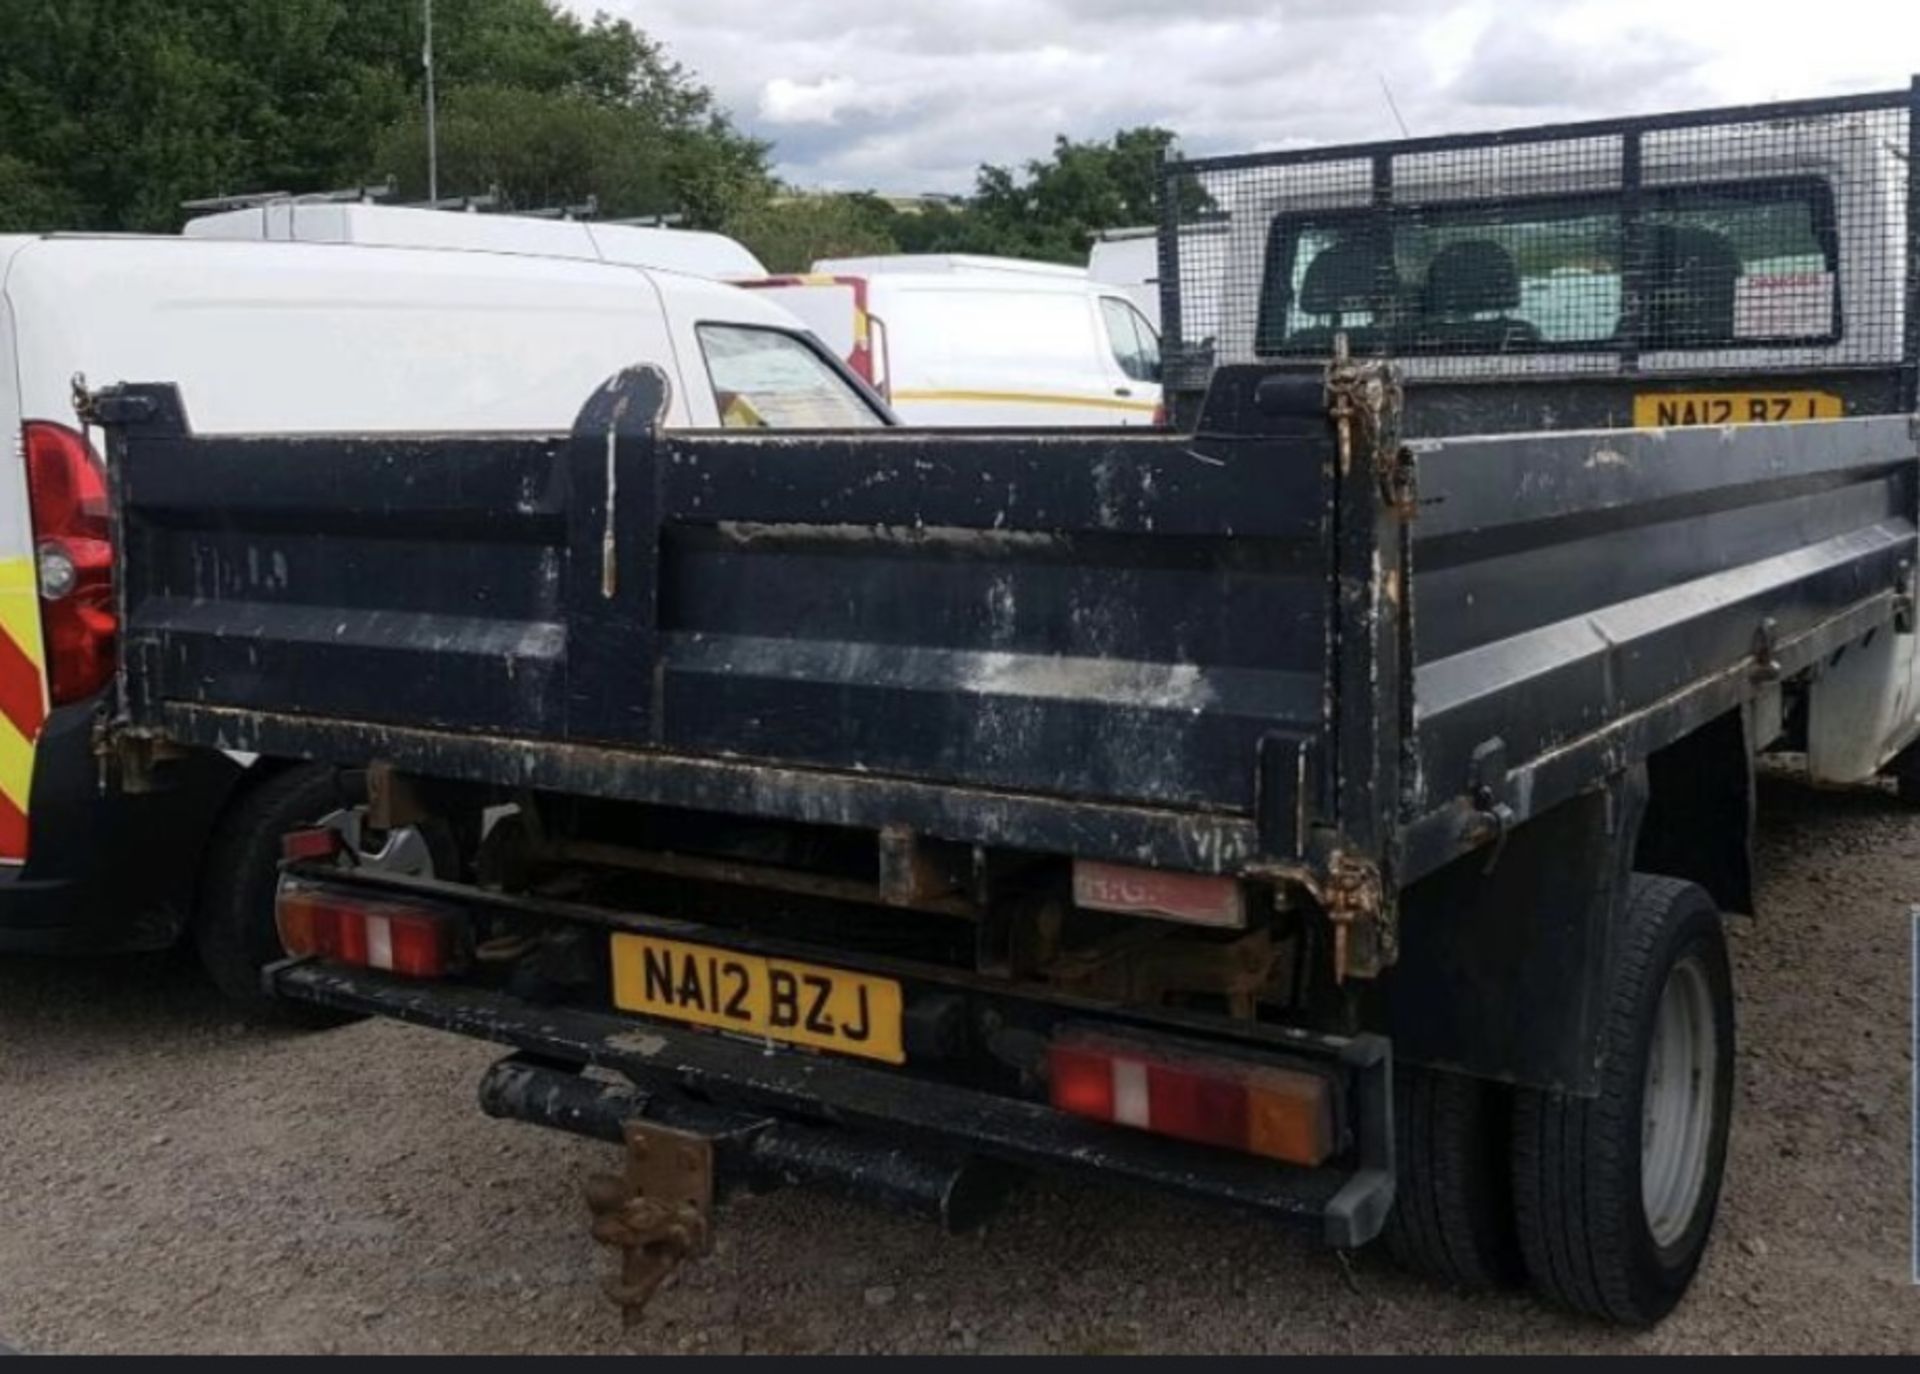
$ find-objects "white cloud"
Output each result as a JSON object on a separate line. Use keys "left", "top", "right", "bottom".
{"left": 760, "top": 76, "right": 885, "bottom": 125}
{"left": 571, "top": 0, "right": 1920, "bottom": 192}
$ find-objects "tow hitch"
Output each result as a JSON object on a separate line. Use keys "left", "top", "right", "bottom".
{"left": 585, "top": 1121, "right": 714, "bottom": 1324}
{"left": 473, "top": 1052, "right": 1017, "bottom": 1323}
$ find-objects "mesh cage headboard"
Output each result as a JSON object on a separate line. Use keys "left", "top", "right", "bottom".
{"left": 1159, "top": 82, "right": 1919, "bottom": 405}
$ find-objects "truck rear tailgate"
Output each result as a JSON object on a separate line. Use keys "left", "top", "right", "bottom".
{"left": 106, "top": 367, "right": 1342, "bottom": 872}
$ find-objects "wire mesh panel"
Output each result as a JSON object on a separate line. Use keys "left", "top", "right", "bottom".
{"left": 1160, "top": 86, "right": 1916, "bottom": 395}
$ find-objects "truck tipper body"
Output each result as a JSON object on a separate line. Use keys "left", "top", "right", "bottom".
{"left": 91, "top": 82, "right": 1918, "bottom": 1326}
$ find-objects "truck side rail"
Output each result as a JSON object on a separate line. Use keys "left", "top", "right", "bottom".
{"left": 1401, "top": 413, "right": 1919, "bottom": 878}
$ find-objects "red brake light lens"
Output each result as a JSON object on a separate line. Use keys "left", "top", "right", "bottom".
{"left": 281, "top": 827, "right": 346, "bottom": 862}
{"left": 275, "top": 877, "right": 462, "bottom": 979}
{"left": 23, "top": 422, "right": 116, "bottom": 705}
{"left": 1048, "top": 1042, "right": 1118, "bottom": 1121}
{"left": 1047, "top": 1032, "right": 1337, "bottom": 1167}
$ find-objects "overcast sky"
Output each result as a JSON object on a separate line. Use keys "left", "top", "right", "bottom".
{"left": 578, "top": 0, "right": 1920, "bottom": 192}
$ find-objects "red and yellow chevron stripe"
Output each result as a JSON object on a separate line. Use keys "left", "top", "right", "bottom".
{"left": 0, "top": 558, "right": 47, "bottom": 862}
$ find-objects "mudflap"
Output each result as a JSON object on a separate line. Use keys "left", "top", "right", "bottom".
{"left": 1377, "top": 767, "right": 1648, "bottom": 1095}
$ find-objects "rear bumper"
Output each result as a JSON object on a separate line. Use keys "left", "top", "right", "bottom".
{"left": 0, "top": 699, "right": 243, "bottom": 954}
{"left": 270, "top": 958, "right": 1396, "bottom": 1248}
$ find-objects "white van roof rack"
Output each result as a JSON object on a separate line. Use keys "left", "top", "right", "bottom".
{"left": 180, "top": 201, "right": 767, "bottom": 279}
{"left": 181, "top": 179, "right": 398, "bottom": 213}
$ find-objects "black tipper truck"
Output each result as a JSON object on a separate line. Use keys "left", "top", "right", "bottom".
{"left": 92, "top": 83, "right": 1919, "bottom": 1325}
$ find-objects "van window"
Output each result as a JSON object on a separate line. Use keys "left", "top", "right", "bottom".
{"left": 698, "top": 325, "right": 884, "bottom": 429}
{"left": 1258, "top": 176, "right": 1838, "bottom": 356}
{"left": 1100, "top": 297, "right": 1163, "bottom": 383}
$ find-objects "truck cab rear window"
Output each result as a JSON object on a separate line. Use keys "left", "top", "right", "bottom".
{"left": 1257, "top": 177, "right": 1839, "bottom": 357}
{"left": 698, "top": 325, "right": 884, "bottom": 429}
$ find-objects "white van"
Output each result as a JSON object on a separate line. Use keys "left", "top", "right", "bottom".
{"left": 0, "top": 233, "right": 886, "bottom": 1003}
{"left": 184, "top": 201, "right": 769, "bottom": 280}
{"left": 744, "top": 254, "right": 1164, "bottom": 426}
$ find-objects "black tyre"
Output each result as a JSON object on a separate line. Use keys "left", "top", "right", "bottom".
{"left": 195, "top": 765, "right": 363, "bottom": 1025}
{"left": 1381, "top": 1064, "right": 1523, "bottom": 1289}
{"left": 194, "top": 765, "right": 447, "bottom": 1026}
{"left": 1511, "top": 875, "right": 1734, "bottom": 1325}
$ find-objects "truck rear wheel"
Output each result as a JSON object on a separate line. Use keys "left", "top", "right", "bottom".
{"left": 194, "top": 764, "right": 444, "bottom": 1026}
{"left": 1381, "top": 1065, "right": 1523, "bottom": 1289}
{"left": 1510, "top": 874, "right": 1733, "bottom": 1325}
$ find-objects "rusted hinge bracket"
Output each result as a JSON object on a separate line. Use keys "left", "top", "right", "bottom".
{"left": 74, "top": 374, "right": 159, "bottom": 429}
{"left": 1325, "top": 337, "right": 1414, "bottom": 518}
{"left": 1322, "top": 851, "right": 1391, "bottom": 984}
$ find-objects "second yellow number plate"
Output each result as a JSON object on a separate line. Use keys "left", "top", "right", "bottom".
{"left": 1633, "top": 391, "right": 1844, "bottom": 428}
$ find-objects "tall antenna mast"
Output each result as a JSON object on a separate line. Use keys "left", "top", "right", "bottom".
{"left": 424, "top": 0, "right": 440, "bottom": 203}
{"left": 1376, "top": 72, "right": 1411, "bottom": 138}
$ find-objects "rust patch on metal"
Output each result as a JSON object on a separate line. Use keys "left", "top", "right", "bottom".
{"left": 585, "top": 1120, "right": 713, "bottom": 1325}
{"left": 1321, "top": 852, "right": 1389, "bottom": 984}
{"left": 365, "top": 761, "right": 430, "bottom": 831}
{"left": 877, "top": 824, "right": 971, "bottom": 910}
{"left": 555, "top": 837, "right": 979, "bottom": 919}
{"left": 1325, "top": 340, "right": 1413, "bottom": 517}
{"left": 1048, "top": 926, "right": 1276, "bottom": 1018}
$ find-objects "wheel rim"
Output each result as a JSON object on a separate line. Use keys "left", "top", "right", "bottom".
{"left": 318, "top": 807, "right": 438, "bottom": 879}
{"left": 1641, "top": 953, "right": 1718, "bottom": 1249}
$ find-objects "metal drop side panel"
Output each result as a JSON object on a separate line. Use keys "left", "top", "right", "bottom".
{"left": 106, "top": 367, "right": 1351, "bottom": 873}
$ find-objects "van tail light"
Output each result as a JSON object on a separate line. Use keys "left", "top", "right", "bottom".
{"left": 1151, "top": 402, "right": 1168, "bottom": 428}
{"left": 275, "top": 876, "right": 463, "bottom": 979}
{"left": 1048, "top": 1032, "right": 1336, "bottom": 1167}
{"left": 23, "top": 422, "right": 116, "bottom": 705}
{"left": 281, "top": 826, "right": 346, "bottom": 862}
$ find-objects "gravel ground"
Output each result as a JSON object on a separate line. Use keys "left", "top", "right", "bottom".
{"left": 0, "top": 770, "right": 1914, "bottom": 1355}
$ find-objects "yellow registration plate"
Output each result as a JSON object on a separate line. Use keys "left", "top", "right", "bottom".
{"left": 610, "top": 933, "right": 905, "bottom": 1065}
{"left": 1633, "top": 391, "right": 1844, "bottom": 428}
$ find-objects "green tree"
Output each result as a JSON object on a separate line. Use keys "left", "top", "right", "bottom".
{"left": 0, "top": 0, "right": 414, "bottom": 229}
{"left": 723, "top": 193, "right": 899, "bottom": 272}
{"left": 964, "top": 127, "right": 1180, "bottom": 263}
{"left": 0, "top": 0, "right": 767, "bottom": 231}
{"left": 370, "top": 83, "right": 768, "bottom": 223}
{"left": 0, "top": 154, "right": 80, "bottom": 232}
{"left": 370, "top": 6, "right": 770, "bottom": 222}
{"left": 722, "top": 127, "right": 1187, "bottom": 276}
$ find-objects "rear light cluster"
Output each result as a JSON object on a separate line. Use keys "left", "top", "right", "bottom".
{"left": 275, "top": 876, "right": 462, "bottom": 979}
{"left": 23, "top": 422, "right": 116, "bottom": 705}
{"left": 1048, "top": 1032, "right": 1336, "bottom": 1167}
